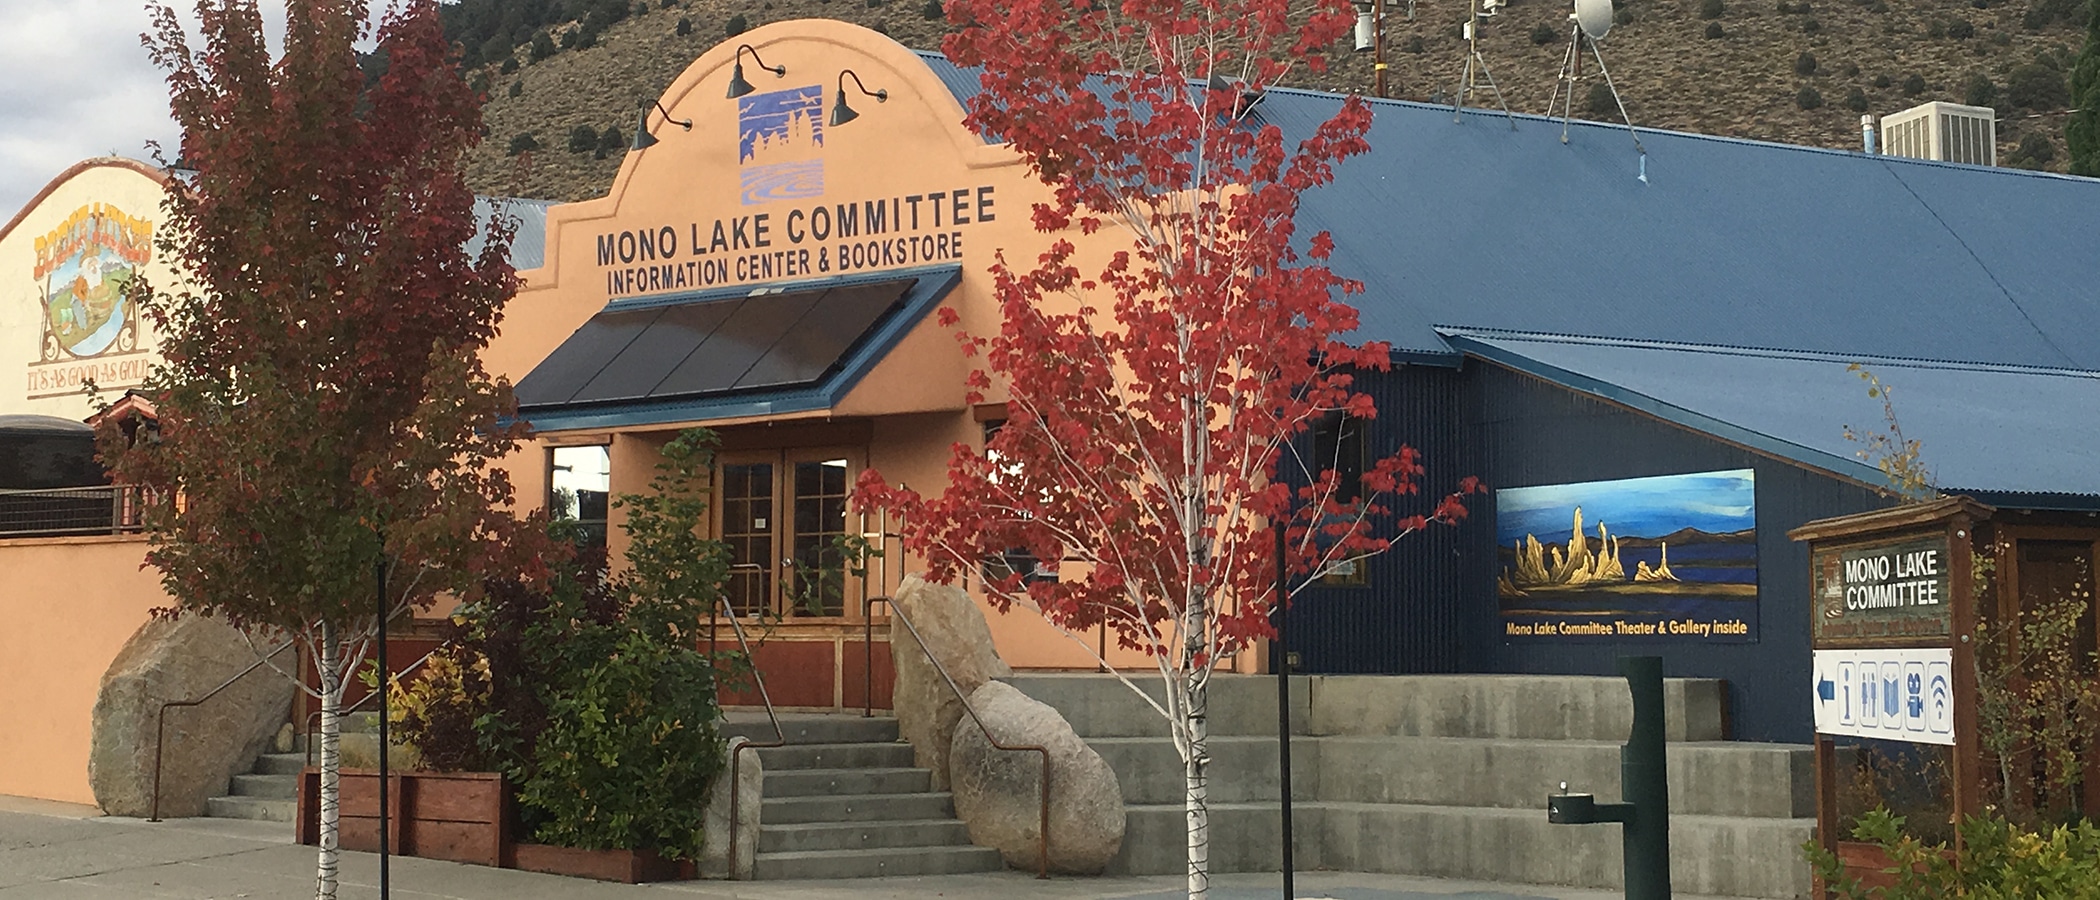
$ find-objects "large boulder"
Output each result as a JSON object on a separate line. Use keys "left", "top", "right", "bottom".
{"left": 699, "top": 735, "right": 762, "bottom": 879}
{"left": 889, "top": 575, "right": 1011, "bottom": 790}
{"left": 89, "top": 615, "right": 295, "bottom": 818}
{"left": 949, "top": 680, "right": 1124, "bottom": 875}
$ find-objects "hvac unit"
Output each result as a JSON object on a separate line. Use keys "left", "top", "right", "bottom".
{"left": 1877, "top": 101, "right": 1997, "bottom": 166}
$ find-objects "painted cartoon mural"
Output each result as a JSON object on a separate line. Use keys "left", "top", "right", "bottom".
{"left": 33, "top": 203, "right": 151, "bottom": 363}
{"left": 738, "top": 85, "right": 826, "bottom": 205}
{"left": 1497, "top": 469, "right": 1760, "bottom": 642}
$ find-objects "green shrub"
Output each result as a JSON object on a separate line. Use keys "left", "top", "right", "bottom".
{"left": 567, "top": 124, "right": 599, "bottom": 154}
{"left": 922, "top": 0, "right": 943, "bottom": 17}
{"left": 1706, "top": 21, "right": 1726, "bottom": 36}
{"left": 1797, "top": 85, "right": 1824, "bottom": 108}
{"left": 1947, "top": 17, "right": 1975, "bottom": 37}
{"left": 1902, "top": 72, "right": 1928, "bottom": 94}
{"left": 676, "top": 16, "right": 692, "bottom": 34}
{"left": 1874, "top": 73, "right": 1892, "bottom": 88}
{"left": 1845, "top": 86, "right": 1869, "bottom": 110}
{"left": 499, "top": 56, "right": 519, "bottom": 75}
{"left": 506, "top": 131, "right": 539, "bottom": 156}
{"left": 1842, "top": 62, "right": 1860, "bottom": 76}
{"left": 1964, "top": 71, "right": 1999, "bottom": 106}
{"left": 508, "top": 79, "right": 523, "bottom": 98}
{"left": 1807, "top": 810, "right": 2100, "bottom": 900}
{"left": 596, "top": 125, "right": 626, "bottom": 158}
{"left": 1700, "top": 0, "right": 1726, "bottom": 18}
{"left": 1802, "top": 16, "right": 1820, "bottom": 32}
{"left": 1531, "top": 22, "right": 1559, "bottom": 43}
{"left": 1586, "top": 82, "right": 1619, "bottom": 117}
{"left": 1405, "top": 35, "right": 1427, "bottom": 51}
{"left": 725, "top": 12, "right": 749, "bottom": 35}
{"left": 531, "top": 32, "right": 555, "bottom": 61}
{"left": 519, "top": 633, "right": 724, "bottom": 858}
{"left": 1796, "top": 51, "right": 1819, "bottom": 75}
{"left": 2007, "top": 62, "right": 2069, "bottom": 108}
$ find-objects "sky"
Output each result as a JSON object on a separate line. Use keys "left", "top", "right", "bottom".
{"left": 0, "top": 1, "right": 385, "bottom": 218}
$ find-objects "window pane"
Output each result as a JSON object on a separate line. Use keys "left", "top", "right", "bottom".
{"left": 549, "top": 445, "right": 611, "bottom": 549}
{"left": 790, "top": 459, "right": 851, "bottom": 616}
{"left": 722, "top": 463, "right": 773, "bottom": 616}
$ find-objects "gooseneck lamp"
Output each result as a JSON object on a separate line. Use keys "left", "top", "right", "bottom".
{"left": 726, "top": 44, "right": 786, "bottom": 99}
{"left": 829, "top": 69, "right": 889, "bottom": 127}
{"left": 630, "top": 99, "right": 693, "bottom": 152}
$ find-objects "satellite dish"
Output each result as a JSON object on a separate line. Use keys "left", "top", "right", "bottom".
{"left": 1575, "top": 0, "right": 1613, "bottom": 39}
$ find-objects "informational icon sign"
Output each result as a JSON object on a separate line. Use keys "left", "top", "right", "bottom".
{"left": 1811, "top": 648, "right": 1954, "bottom": 745}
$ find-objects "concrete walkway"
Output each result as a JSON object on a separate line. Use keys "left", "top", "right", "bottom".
{"left": 0, "top": 796, "right": 1751, "bottom": 900}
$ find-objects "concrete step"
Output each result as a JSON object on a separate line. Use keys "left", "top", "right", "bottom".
{"left": 228, "top": 773, "right": 299, "bottom": 800}
{"left": 1004, "top": 673, "right": 1727, "bottom": 742}
{"left": 757, "top": 818, "right": 973, "bottom": 853}
{"left": 752, "top": 844, "right": 1005, "bottom": 880}
{"left": 1307, "top": 674, "right": 1727, "bottom": 742}
{"left": 763, "top": 767, "right": 932, "bottom": 798}
{"left": 1084, "top": 735, "right": 1317, "bottom": 805}
{"left": 1110, "top": 801, "right": 1811, "bottom": 899}
{"left": 251, "top": 753, "right": 308, "bottom": 776}
{"left": 762, "top": 792, "right": 955, "bottom": 825}
{"left": 1314, "top": 736, "right": 1813, "bottom": 817}
{"left": 204, "top": 795, "right": 295, "bottom": 823}
{"left": 756, "top": 741, "right": 915, "bottom": 770}
{"left": 1002, "top": 673, "right": 1311, "bottom": 739}
{"left": 724, "top": 713, "right": 899, "bottom": 745}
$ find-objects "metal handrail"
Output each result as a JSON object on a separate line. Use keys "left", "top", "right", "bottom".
{"left": 719, "top": 594, "right": 786, "bottom": 880}
{"left": 302, "top": 646, "right": 444, "bottom": 768}
{"left": 150, "top": 638, "right": 296, "bottom": 822}
{"left": 874, "top": 594, "right": 1052, "bottom": 879}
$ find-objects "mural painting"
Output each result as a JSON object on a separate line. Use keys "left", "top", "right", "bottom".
{"left": 739, "top": 85, "right": 825, "bottom": 205}
{"left": 1497, "top": 469, "right": 1759, "bottom": 642}
{"left": 26, "top": 203, "right": 155, "bottom": 399}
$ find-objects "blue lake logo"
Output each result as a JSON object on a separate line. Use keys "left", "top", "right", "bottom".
{"left": 738, "top": 85, "right": 825, "bottom": 206}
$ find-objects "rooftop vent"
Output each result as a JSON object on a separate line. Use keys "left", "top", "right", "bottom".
{"left": 1876, "top": 101, "right": 1997, "bottom": 166}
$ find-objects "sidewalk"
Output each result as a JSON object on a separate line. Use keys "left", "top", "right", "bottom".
{"left": 0, "top": 796, "right": 1739, "bottom": 900}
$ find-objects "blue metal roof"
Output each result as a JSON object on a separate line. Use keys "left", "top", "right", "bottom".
{"left": 1451, "top": 331, "right": 2100, "bottom": 506}
{"left": 470, "top": 196, "right": 553, "bottom": 271}
{"left": 914, "top": 53, "right": 2100, "bottom": 498}
{"left": 915, "top": 53, "right": 2100, "bottom": 370}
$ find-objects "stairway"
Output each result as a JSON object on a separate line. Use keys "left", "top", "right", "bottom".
{"left": 726, "top": 713, "right": 1004, "bottom": 879}
{"left": 204, "top": 741, "right": 304, "bottom": 823}
{"left": 1008, "top": 672, "right": 1816, "bottom": 900}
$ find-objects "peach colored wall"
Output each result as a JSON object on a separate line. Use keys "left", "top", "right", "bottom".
{"left": 479, "top": 20, "right": 1248, "bottom": 675}
{"left": 0, "top": 535, "right": 167, "bottom": 804}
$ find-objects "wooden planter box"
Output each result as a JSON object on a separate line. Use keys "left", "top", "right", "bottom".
{"left": 1834, "top": 840, "right": 1955, "bottom": 891}
{"left": 508, "top": 843, "right": 693, "bottom": 883}
{"left": 297, "top": 769, "right": 509, "bottom": 867}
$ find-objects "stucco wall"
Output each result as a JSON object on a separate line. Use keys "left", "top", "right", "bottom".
{"left": 0, "top": 535, "right": 167, "bottom": 804}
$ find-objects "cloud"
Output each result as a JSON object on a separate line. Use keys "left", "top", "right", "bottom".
{"left": 0, "top": 1, "right": 384, "bottom": 218}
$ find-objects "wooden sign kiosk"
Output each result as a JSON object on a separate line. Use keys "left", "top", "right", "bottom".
{"left": 1789, "top": 497, "right": 1991, "bottom": 873}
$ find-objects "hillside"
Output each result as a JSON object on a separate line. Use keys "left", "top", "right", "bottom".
{"left": 457, "top": 0, "right": 2093, "bottom": 202}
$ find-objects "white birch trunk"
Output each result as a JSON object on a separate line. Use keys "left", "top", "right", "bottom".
{"left": 314, "top": 622, "right": 343, "bottom": 900}
{"left": 1184, "top": 595, "right": 1211, "bottom": 900}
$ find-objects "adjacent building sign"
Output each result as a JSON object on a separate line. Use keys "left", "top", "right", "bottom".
{"left": 1497, "top": 469, "right": 1759, "bottom": 642}
{"left": 1811, "top": 647, "right": 1955, "bottom": 745}
{"left": 27, "top": 203, "right": 154, "bottom": 398}
{"left": 1810, "top": 532, "right": 1952, "bottom": 645}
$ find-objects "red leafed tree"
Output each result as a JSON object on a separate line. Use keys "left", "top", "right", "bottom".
{"left": 108, "top": 2, "right": 540, "bottom": 896}
{"left": 854, "top": 1, "right": 1475, "bottom": 894}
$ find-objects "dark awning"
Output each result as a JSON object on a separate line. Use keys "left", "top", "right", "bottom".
{"left": 516, "top": 266, "right": 960, "bottom": 432}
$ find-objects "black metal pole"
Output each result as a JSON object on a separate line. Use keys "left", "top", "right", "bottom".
{"left": 1274, "top": 522, "right": 1294, "bottom": 899}
{"left": 375, "top": 539, "right": 390, "bottom": 900}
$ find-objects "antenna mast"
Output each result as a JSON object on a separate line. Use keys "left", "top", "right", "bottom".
{"left": 1452, "top": 0, "right": 1516, "bottom": 127}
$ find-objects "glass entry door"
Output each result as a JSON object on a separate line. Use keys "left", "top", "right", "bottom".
{"left": 718, "top": 449, "right": 858, "bottom": 618}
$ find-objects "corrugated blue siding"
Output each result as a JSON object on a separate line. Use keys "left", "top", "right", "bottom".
{"left": 1461, "top": 361, "right": 1890, "bottom": 743}
{"left": 1287, "top": 364, "right": 1472, "bottom": 674}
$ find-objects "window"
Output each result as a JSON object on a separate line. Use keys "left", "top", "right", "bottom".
{"left": 978, "top": 418, "right": 1058, "bottom": 586}
{"left": 548, "top": 444, "right": 611, "bottom": 549}
{"left": 719, "top": 450, "right": 861, "bottom": 618}
{"left": 1309, "top": 414, "right": 1368, "bottom": 586}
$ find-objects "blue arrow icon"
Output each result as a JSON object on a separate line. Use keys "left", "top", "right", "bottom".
{"left": 1817, "top": 677, "right": 1836, "bottom": 702}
